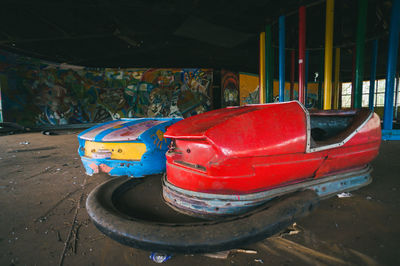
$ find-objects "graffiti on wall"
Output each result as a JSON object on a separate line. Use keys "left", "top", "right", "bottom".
{"left": 0, "top": 51, "right": 213, "bottom": 127}
{"left": 221, "top": 70, "right": 239, "bottom": 107}
{"left": 238, "top": 72, "right": 320, "bottom": 107}
{"left": 239, "top": 73, "right": 259, "bottom": 105}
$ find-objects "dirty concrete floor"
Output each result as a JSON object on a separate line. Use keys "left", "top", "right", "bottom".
{"left": 0, "top": 132, "right": 399, "bottom": 266}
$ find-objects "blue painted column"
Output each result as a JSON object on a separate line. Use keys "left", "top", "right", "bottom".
{"left": 369, "top": 39, "right": 378, "bottom": 110}
{"left": 383, "top": 0, "right": 400, "bottom": 130}
{"left": 279, "top": 16, "right": 285, "bottom": 102}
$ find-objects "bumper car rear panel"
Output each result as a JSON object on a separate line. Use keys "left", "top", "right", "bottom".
{"left": 163, "top": 101, "right": 381, "bottom": 216}
{"left": 163, "top": 166, "right": 372, "bottom": 217}
{"left": 78, "top": 118, "right": 181, "bottom": 177}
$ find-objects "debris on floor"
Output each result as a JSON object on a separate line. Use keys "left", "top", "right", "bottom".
{"left": 149, "top": 252, "right": 172, "bottom": 263}
{"left": 280, "top": 222, "right": 302, "bottom": 236}
{"left": 42, "top": 130, "right": 58, "bottom": 136}
{"left": 203, "top": 249, "right": 257, "bottom": 259}
{"left": 337, "top": 192, "right": 352, "bottom": 198}
{"left": 0, "top": 133, "right": 399, "bottom": 266}
{"left": 19, "top": 141, "right": 30, "bottom": 145}
{"left": 203, "top": 251, "right": 230, "bottom": 259}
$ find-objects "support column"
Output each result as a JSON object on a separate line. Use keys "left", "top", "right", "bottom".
{"left": 339, "top": 81, "right": 343, "bottom": 109}
{"left": 298, "top": 6, "right": 306, "bottom": 105}
{"left": 265, "top": 25, "right": 274, "bottom": 103}
{"left": 351, "top": 46, "right": 356, "bottom": 108}
{"left": 0, "top": 80, "right": 2, "bottom": 123}
{"left": 383, "top": 0, "right": 400, "bottom": 130}
{"left": 369, "top": 39, "right": 378, "bottom": 110}
{"left": 290, "top": 50, "right": 295, "bottom": 100}
{"left": 333, "top": 48, "right": 340, "bottom": 109}
{"left": 279, "top": 16, "right": 286, "bottom": 102}
{"left": 259, "top": 32, "right": 266, "bottom": 104}
{"left": 395, "top": 73, "right": 399, "bottom": 120}
{"left": 305, "top": 50, "right": 309, "bottom": 105}
{"left": 354, "top": 0, "right": 368, "bottom": 108}
{"left": 323, "top": 0, "right": 334, "bottom": 110}
{"left": 375, "top": 80, "right": 379, "bottom": 107}
{"left": 318, "top": 50, "right": 324, "bottom": 109}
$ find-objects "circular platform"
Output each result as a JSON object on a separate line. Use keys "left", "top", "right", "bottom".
{"left": 86, "top": 175, "right": 319, "bottom": 253}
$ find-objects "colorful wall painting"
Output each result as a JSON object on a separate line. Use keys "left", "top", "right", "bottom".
{"left": 239, "top": 72, "right": 319, "bottom": 108}
{"left": 0, "top": 50, "right": 213, "bottom": 127}
{"left": 239, "top": 72, "right": 259, "bottom": 105}
{"left": 221, "top": 70, "right": 239, "bottom": 107}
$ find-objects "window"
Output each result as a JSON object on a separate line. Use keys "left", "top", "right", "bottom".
{"left": 341, "top": 79, "right": 399, "bottom": 108}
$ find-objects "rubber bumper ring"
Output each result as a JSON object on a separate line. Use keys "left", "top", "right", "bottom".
{"left": 86, "top": 176, "right": 319, "bottom": 253}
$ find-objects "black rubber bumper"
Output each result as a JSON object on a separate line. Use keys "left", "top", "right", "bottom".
{"left": 86, "top": 176, "right": 319, "bottom": 253}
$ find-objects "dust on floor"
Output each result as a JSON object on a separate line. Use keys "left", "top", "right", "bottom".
{"left": 0, "top": 132, "right": 399, "bottom": 266}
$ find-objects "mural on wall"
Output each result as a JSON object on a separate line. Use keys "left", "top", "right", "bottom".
{"left": 239, "top": 73, "right": 259, "bottom": 105}
{"left": 0, "top": 51, "right": 213, "bottom": 127}
{"left": 221, "top": 70, "right": 239, "bottom": 107}
{"left": 238, "top": 72, "right": 320, "bottom": 108}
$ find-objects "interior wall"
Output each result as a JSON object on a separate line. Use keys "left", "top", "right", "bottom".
{"left": 239, "top": 72, "right": 319, "bottom": 107}
{"left": 0, "top": 51, "right": 213, "bottom": 127}
{"left": 221, "top": 69, "right": 240, "bottom": 107}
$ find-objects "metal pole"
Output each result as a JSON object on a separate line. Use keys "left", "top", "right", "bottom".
{"left": 369, "top": 39, "right": 378, "bottom": 110}
{"left": 339, "top": 81, "right": 342, "bottom": 109}
{"left": 0, "top": 80, "right": 2, "bottom": 123}
{"left": 354, "top": 0, "right": 368, "bottom": 108}
{"left": 305, "top": 50, "right": 309, "bottom": 105}
{"left": 279, "top": 16, "right": 286, "bottom": 102}
{"left": 259, "top": 32, "right": 266, "bottom": 104}
{"left": 290, "top": 50, "right": 295, "bottom": 100}
{"left": 351, "top": 46, "right": 356, "bottom": 108}
{"left": 333, "top": 47, "right": 340, "bottom": 109}
{"left": 395, "top": 73, "right": 399, "bottom": 120}
{"left": 323, "top": 0, "right": 334, "bottom": 110}
{"left": 266, "top": 25, "right": 274, "bottom": 103}
{"left": 318, "top": 50, "right": 324, "bottom": 109}
{"left": 298, "top": 6, "right": 306, "bottom": 104}
{"left": 383, "top": 0, "right": 400, "bottom": 130}
{"left": 375, "top": 80, "right": 378, "bottom": 108}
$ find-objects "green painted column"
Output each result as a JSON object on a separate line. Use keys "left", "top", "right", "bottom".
{"left": 266, "top": 25, "right": 274, "bottom": 103}
{"left": 354, "top": 0, "right": 368, "bottom": 108}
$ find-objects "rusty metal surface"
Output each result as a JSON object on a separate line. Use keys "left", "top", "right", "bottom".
{"left": 162, "top": 166, "right": 373, "bottom": 218}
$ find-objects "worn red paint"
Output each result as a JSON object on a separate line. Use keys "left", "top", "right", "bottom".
{"left": 164, "top": 102, "right": 381, "bottom": 194}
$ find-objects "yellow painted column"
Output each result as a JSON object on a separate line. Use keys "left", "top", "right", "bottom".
{"left": 259, "top": 32, "right": 266, "bottom": 104}
{"left": 333, "top": 47, "right": 340, "bottom": 109}
{"left": 323, "top": 0, "right": 334, "bottom": 110}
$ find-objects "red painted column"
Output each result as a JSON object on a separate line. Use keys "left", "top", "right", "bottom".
{"left": 290, "top": 50, "right": 295, "bottom": 100}
{"left": 298, "top": 6, "right": 306, "bottom": 104}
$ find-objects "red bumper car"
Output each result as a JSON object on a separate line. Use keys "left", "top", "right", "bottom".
{"left": 163, "top": 101, "right": 381, "bottom": 217}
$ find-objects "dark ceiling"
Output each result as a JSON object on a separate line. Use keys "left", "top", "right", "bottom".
{"left": 0, "top": 0, "right": 394, "bottom": 81}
